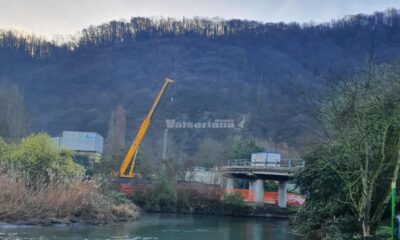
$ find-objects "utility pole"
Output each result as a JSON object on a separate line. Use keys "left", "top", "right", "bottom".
{"left": 162, "top": 128, "right": 168, "bottom": 159}
{"left": 392, "top": 181, "right": 396, "bottom": 240}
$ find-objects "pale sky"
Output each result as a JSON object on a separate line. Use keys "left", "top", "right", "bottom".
{"left": 1, "top": 0, "right": 399, "bottom": 39}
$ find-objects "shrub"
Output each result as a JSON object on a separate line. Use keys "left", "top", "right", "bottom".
{"left": 223, "top": 192, "right": 245, "bottom": 205}
{"left": 0, "top": 134, "right": 139, "bottom": 224}
{"left": 0, "top": 174, "right": 138, "bottom": 224}
{"left": 221, "top": 191, "right": 252, "bottom": 215}
{"left": 107, "top": 190, "right": 131, "bottom": 205}
{"left": 0, "top": 133, "right": 84, "bottom": 185}
{"left": 291, "top": 201, "right": 358, "bottom": 239}
{"left": 175, "top": 185, "right": 223, "bottom": 214}
{"left": 144, "top": 178, "right": 177, "bottom": 212}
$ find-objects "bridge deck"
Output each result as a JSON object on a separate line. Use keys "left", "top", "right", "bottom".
{"left": 221, "top": 159, "right": 303, "bottom": 181}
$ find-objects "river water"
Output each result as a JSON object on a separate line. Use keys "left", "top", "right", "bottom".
{"left": 0, "top": 214, "right": 300, "bottom": 240}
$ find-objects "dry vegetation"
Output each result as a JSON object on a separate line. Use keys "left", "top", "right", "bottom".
{"left": 0, "top": 175, "right": 139, "bottom": 225}
{"left": 0, "top": 134, "right": 139, "bottom": 225}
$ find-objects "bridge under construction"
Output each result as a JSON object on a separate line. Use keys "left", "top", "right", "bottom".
{"left": 221, "top": 158, "right": 304, "bottom": 208}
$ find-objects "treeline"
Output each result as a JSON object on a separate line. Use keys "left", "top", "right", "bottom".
{"left": 1, "top": 8, "right": 399, "bottom": 55}
{"left": 0, "top": 31, "right": 60, "bottom": 59}
{"left": 78, "top": 8, "right": 400, "bottom": 48}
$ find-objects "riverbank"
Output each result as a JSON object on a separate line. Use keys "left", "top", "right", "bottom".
{"left": 0, "top": 175, "right": 140, "bottom": 226}
{"left": 0, "top": 134, "right": 140, "bottom": 226}
{"left": 125, "top": 184, "right": 296, "bottom": 218}
{"left": 0, "top": 206, "right": 140, "bottom": 226}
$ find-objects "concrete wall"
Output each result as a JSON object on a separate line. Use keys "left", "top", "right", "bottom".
{"left": 184, "top": 167, "right": 224, "bottom": 185}
{"left": 52, "top": 131, "right": 104, "bottom": 154}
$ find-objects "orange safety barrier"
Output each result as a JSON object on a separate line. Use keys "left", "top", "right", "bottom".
{"left": 226, "top": 189, "right": 305, "bottom": 205}
{"left": 119, "top": 184, "right": 305, "bottom": 206}
{"left": 119, "top": 183, "right": 133, "bottom": 195}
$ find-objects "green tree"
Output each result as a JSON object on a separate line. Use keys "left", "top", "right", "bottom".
{"left": 224, "top": 138, "right": 263, "bottom": 159}
{"left": 134, "top": 152, "right": 154, "bottom": 178}
{"left": 295, "top": 64, "right": 400, "bottom": 238}
{"left": 0, "top": 133, "right": 84, "bottom": 185}
{"left": 293, "top": 146, "right": 359, "bottom": 239}
{"left": 144, "top": 159, "right": 177, "bottom": 212}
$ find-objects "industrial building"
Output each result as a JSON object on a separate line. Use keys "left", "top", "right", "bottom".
{"left": 52, "top": 131, "right": 104, "bottom": 175}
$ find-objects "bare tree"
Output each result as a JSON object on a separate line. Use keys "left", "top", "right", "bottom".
{"left": 0, "top": 83, "right": 29, "bottom": 139}
{"left": 105, "top": 105, "right": 126, "bottom": 160}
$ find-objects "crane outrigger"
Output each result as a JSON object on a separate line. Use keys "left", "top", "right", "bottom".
{"left": 119, "top": 78, "right": 174, "bottom": 178}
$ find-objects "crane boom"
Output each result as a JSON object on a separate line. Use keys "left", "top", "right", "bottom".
{"left": 119, "top": 78, "right": 174, "bottom": 178}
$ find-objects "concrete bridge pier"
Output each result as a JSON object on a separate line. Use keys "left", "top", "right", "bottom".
{"left": 249, "top": 179, "right": 264, "bottom": 205}
{"left": 254, "top": 179, "right": 264, "bottom": 205}
{"left": 278, "top": 181, "right": 288, "bottom": 208}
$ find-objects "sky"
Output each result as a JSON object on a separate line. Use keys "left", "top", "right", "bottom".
{"left": 0, "top": 0, "right": 399, "bottom": 39}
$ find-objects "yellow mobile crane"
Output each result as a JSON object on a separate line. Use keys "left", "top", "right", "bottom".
{"left": 119, "top": 78, "right": 174, "bottom": 178}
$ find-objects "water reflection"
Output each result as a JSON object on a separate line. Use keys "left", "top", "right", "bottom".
{"left": 0, "top": 214, "right": 300, "bottom": 240}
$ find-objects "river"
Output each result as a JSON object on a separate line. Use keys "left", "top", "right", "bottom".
{"left": 0, "top": 214, "right": 301, "bottom": 240}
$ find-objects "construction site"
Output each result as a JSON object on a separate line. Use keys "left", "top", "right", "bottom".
{"left": 2, "top": 2, "right": 400, "bottom": 239}
{"left": 50, "top": 78, "right": 305, "bottom": 211}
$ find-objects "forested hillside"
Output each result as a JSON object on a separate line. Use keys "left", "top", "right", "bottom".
{"left": 1, "top": 9, "right": 400, "bottom": 166}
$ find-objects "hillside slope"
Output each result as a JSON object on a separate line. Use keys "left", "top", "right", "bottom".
{"left": 1, "top": 9, "right": 400, "bottom": 165}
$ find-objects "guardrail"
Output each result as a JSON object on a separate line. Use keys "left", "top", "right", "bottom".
{"left": 227, "top": 159, "right": 304, "bottom": 168}
{"left": 228, "top": 159, "right": 251, "bottom": 166}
